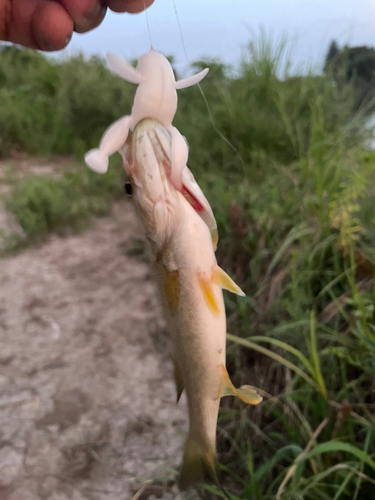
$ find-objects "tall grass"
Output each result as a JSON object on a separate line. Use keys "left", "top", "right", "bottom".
{"left": 194, "top": 37, "right": 375, "bottom": 500}
{"left": 1, "top": 36, "right": 374, "bottom": 499}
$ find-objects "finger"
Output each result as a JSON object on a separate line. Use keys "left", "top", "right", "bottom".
{"left": 106, "top": 0, "right": 154, "bottom": 14}
{"left": 0, "top": 0, "right": 72, "bottom": 50}
{"left": 32, "top": 1, "right": 73, "bottom": 51}
{"left": 0, "top": 0, "right": 40, "bottom": 47}
{"left": 59, "top": 0, "right": 107, "bottom": 34}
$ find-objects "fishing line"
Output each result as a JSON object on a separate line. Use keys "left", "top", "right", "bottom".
{"left": 144, "top": 0, "right": 153, "bottom": 49}
{"left": 170, "top": 0, "right": 245, "bottom": 169}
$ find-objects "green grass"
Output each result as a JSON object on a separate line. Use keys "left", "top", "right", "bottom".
{"left": 1, "top": 157, "right": 124, "bottom": 251}
{"left": 0, "top": 45, "right": 134, "bottom": 158}
{"left": 1, "top": 35, "right": 375, "bottom": 499}
{"left": 195, "top": 36, "right": 375, "bottom": 500}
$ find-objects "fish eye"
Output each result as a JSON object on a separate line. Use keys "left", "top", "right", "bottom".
{"left": 124, "top": 182, "right": 133, "bottom": 197}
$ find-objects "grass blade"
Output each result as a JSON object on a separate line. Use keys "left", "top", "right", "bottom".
{"left": 304, "top": 441, "right": 375, "bottom": 471}
{"left": 227, "top": 333, "right": 319, "bottom": 390}
{"left": 250, "top": 335, "right": 315, "bottom": 375}
{"left": 309, "top": 310, "right": 328, "bottom": 400}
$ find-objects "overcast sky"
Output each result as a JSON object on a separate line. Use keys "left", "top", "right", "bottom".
{"left": 61, "top": 0, "right": 375, "bottom": 74}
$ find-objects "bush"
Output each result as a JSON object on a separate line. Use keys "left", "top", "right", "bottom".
{"left": 4, "top": 160, "right": 124, "bottom": 244}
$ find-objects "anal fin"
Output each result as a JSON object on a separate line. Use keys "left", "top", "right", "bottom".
{"left": 213, "top": 265, "right": 245, "bottom": 296}
{"left": 219, "top": 365, "right": 262, "bottom": 405}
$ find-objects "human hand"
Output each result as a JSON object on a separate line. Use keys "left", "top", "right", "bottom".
{"left": 0, "top": 0, "right": 154, "bottom": 51}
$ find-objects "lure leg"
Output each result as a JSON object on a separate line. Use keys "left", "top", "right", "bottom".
{"left": 85, "top": 115, "right": 133, "bottom": 173}
{"left": 175, "top": 68, "right": 209, "bottom": 89}
{"left": 167, "top": 125, "right": 189, "bottom": 190}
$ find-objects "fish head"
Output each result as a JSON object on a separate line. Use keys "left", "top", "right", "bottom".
{"left": 122, "top": 119, "right": 181, "bottom": 254}
{"left": 122, "top": 118, "right": 219, "bottom": 252}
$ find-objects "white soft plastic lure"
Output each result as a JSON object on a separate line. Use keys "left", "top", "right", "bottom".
{"left": 123, "top": 119, "right": 262, "bottom": 491}
{"left": 84, "top": 49, "right": 208, "bottom": 190}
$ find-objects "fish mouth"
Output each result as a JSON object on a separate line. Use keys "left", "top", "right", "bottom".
{"left": 150, "top": 129, "right": 207, "bottom": 215}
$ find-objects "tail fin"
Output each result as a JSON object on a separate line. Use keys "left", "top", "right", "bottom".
{"left": 84, "top": 149, "right": 109, "bottom": 174}
{"left": 179, "top": 437, "right": 217, "bottom": 491}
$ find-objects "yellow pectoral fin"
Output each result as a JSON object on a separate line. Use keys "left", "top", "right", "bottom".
{"left": 213, "top": 265, "right": 245, "bottom": 296}
{"left": 164, "top": 267, "right": 179, "bottom": 316}
{"left": 219, "top": 365, "right": 262, "bottom": 405}
{"left": 197, "top": 272, "right": 221, "bottom": 315}
{"left": 172, "top": 357, "right": 184, "bottom": 403}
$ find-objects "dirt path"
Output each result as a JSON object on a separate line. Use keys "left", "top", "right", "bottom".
{"left": 0, "top": 200, "right": 188, "bottom": 500}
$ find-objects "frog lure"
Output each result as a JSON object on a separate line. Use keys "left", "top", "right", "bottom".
{"left": 85, "top": 50, "right": 262, "bottom": 492}
{"left": 85, "top": 49, "right": 208, "bottom": 189}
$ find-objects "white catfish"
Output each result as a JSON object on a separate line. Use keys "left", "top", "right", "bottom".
{"left": 85, "top": 49, "right": 208, "bottom": 191}
{"left": 123, "top": 118, "right": 262, "bottom": 491}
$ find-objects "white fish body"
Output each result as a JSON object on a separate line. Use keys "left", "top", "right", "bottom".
{"left": 166, "top": 189, "right": 227, "bottom": 486}
{"left": 124, "top": 119, "right": 262, "bottom": 489}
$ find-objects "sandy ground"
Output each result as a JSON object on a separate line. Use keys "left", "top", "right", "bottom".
{"left": 0, "top": 191, "right": 190, "bottom": 500}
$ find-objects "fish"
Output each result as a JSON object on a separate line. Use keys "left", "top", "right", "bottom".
{"left": 122, "top": 118, "right": 262, "bottom": 491}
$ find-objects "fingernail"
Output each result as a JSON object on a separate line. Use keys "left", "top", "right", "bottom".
{"left": 64, "top": 32, "right": 73, "bottom": 47}
{"left": 74, "top": 1, "right": 107, "bottom": 34}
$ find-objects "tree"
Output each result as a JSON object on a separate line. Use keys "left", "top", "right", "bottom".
{"left": 324, "top": 42, "right": 375, "bottom": 112}
{"left": 324, "top": 40, "right": 339, "bottom": 71}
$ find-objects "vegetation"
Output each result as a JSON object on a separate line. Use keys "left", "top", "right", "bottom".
{"left": 324, "top": 40, "right": 375, "bottom": 113}
{"left": 0, "top": 45, "right": 134, "bottom": 158}
{"left": 3, "top": 161, "right": 123, "bottom": 249}
{"left": 1, "top": 36, "right": 375, "bottom": 499}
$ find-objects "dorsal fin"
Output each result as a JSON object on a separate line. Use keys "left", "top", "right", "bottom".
{"left": 163, "top": 267, "right": 180, "bottom": 317}
{"left": 172, "top": 357, "right": 184, "bottom": 403}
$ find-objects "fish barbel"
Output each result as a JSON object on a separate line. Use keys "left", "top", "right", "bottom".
{"left": 122, "top": 118, "right": 262, "bottom": 490}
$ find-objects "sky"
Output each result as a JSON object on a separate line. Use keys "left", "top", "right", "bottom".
{"left": 60, "top": 0, "right": 375, "bottom": 74}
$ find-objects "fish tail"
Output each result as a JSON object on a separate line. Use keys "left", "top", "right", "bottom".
{"left": 179, "top": 437, "right": 217, "bottom": 491}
